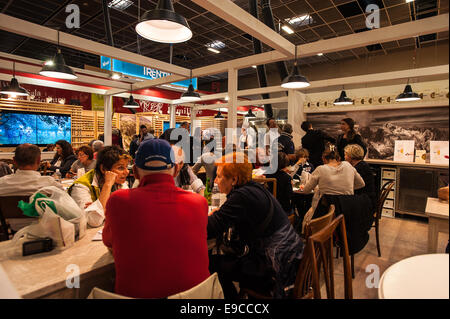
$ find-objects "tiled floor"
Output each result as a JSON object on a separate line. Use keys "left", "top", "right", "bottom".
{"left": 329, "top": 214, "right": 449, "bottom": 299}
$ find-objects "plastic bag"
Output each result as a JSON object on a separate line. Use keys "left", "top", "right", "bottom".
{"left": 32, "top": 186, "right": 83, "bottom": 220}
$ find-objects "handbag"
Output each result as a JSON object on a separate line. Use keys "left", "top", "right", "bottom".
{"left": 218, "top": 186, "right": 274, "bottom": 258}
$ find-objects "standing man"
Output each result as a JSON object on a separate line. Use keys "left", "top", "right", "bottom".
{"left": 138, "top": 125, "right": 154, "bottom": 145}
{"left": 264, "top": 118, "right": 280, "bottom": 156}
{"left": 300, "top": 121, "right": 336, "bottom": 168}
{"left": 278, "top": 123, "right": 296, "bottom": 163}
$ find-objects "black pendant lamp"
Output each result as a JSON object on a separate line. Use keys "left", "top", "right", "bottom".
{"left": 0, "top": 62, "right": 29, "bottom": 97}
{"left": 136, "top": 0, "right": 192, "bottom": 44}
{"left": 123, "top": 84, "right": 140, "bottom": 108}
{"left": 39, "top": 31, "right": 77, "bottom": 80}
{"left": 180, "top": 70, "right": 201, "bottom": 102}
{"left": 281, "top": 45, "right": 310, "bottom": 89}
{"left": 245, "top": 107, "right": 256, "bottom": 117}
{"left": 333, "top": 89, "right": 353, "bottom": 105}
{"left": 215, "top": 111, "right": 224, "bottom": 119}
{"left": 396, "top": 82, "right": 421, "bottom": 102}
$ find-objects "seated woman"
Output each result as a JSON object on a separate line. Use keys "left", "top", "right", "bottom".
{"left": 45, "top": 140, "right": 77, "bottom": 177}
{"left": 265, "top": 152, "right": 294, "bottom": 215}
{"left": 302, "top": 149, "right": 365, "bottom": 218}
{"left": 208, "top": 152, "right": 303, "bottom": 299}
{"left": 68, "top": 145, "right": 130, "bottom": 227}
{"left": 286, "top": 148, "right": 315, "bottom": 179}
{"left": 344, "top": 144, "right": 376, "bottom": 210}
{"left": 67, "top": 145, "right": 97, "bottom": 178}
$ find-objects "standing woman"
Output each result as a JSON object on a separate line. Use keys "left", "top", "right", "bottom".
{"left": 336, "top": 118, "right": 367, "bottom": 161}
{"left": 45, "top": 140, "right": 77, "bottom": 177}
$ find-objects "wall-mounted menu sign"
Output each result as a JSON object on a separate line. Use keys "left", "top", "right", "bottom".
{"left": 100, "top": 56, "right": 197, "bottom": 90}
{"left": 430, "top": 141, "right": 449, "bottom": 165}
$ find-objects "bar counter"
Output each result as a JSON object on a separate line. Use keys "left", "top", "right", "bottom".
{"left": 0, "top": 228, "right": 115, "bottom": 299}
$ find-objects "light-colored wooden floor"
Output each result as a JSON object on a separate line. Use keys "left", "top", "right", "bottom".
{"left": 329, "top": 215, "right": 449, "bottom": 299}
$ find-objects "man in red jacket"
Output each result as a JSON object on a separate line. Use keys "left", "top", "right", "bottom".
{"left": 102, "top": 139, "right": 210, "bottom": 298}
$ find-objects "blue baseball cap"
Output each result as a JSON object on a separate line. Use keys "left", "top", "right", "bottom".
{"left": 135, "top": 139, "right": 175, "bottom": 171}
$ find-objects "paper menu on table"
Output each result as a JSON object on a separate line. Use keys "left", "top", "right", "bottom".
{"left": 92, "top": 229, "right": 103, "bottom": 241}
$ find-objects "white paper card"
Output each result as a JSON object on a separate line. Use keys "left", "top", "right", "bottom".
{"left": 430, "top": 141, "right": 449, "bottom": 165}
{"left": 394, "top": 140, "right": 415, "bottom": 162}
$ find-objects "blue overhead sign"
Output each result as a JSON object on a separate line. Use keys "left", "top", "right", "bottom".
{"left": 101, "top": 56, "right": 197, "bottom": 89}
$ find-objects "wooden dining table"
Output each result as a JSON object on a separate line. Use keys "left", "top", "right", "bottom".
{"left": 425, "top": 197, "right": 449, "bottom": 253}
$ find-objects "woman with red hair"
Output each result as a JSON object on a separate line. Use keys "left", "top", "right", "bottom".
{"left": 208, "top": 152, "right": 303, "bottom": 299}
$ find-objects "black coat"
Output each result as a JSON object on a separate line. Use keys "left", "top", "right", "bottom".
{"left": 301, "top": 129, "right": 336, "bottom": 168}
{"left": 336, "top": 133, "right": 367, "bottom": 162}
{"left": 49, "top": 154, "right": 77, "bottom": 177}
{"left": 265, "top": 170, "right": 293, "bottom": 215}
{"left": 354, "top": 161, "right": 377, "bottom": 211}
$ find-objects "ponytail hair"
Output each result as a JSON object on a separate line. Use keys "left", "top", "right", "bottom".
{"left": 322, "top": 149, "right": 341, "bottom": 162}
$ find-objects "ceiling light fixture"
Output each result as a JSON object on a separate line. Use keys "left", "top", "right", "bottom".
{"left": 180, "top": 69, "right": 201, "bottom": 102}
{"left": 281, "top": 45, "right": 310, "bottom": 89}
{"left": 110, "top": 72, "right": 122, "bottom": 80}
{"left": 123, "top": 84, "right": 140, "bottom": 108}
{"left": 0, "top": 61, "right": 29, "bottom": 97}
{"left": 207, "top": 47, "right": 220, "bottom": 54}
{"left": 135, "top": 0, "right": 192, "bottom": 44}
{"left": 281, "top": 25, "right": 294, "bottom": 34}
{"left": 287, "top": 14, "right": 313, "bottom": 26}
{"left": 39, "top": 31, "right": 77, "bottom": 80}
{"left": 333, "top": 89, "right": 353, "bottom": 105}
{"left": 245, "top": 107, "right": 256, "bottom": 117}
{"left": 214, "top": 111, "right": 224, "bottom": 119}
{"left": 395, "top": 83, "right": 421, "bottom": 102}
{"left": 317, "top": 53, "right": 324, "bottom": 56}
{"left": 252, "top": 65, "right": 257, "bottom": 69}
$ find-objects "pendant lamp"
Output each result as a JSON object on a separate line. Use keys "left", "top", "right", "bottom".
{"left": 333, "top": 90, "right": 353, "bottom": 105}
{"left": 0, "top": 62, "right": 29, "bottom": 96}
{"left": 281, "top": 45, "right": 310, "bottom": 89}
{"left": 214, "top": 111, "right": 224, "bottom": 119}
{"left": 245, "top": 108, "right": 256, "bottom": 117}
{"left": 39, "top": 31, "right": 77, "bottom": 80}
{"left": 136, "top": 0, "right": 192, "bottom": 44}
{"left": 395, "top": 83, "right": 421, "bottom": 102}
{"left": 180, "top": 70, "right": 201, "bottom": 102}
{"left": 123, "top": 84, "right": 140, "bottom": 108}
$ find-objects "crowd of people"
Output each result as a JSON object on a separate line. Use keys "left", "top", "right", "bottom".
{"left": 0, "top": 118, "right": 379, "bottom": 299}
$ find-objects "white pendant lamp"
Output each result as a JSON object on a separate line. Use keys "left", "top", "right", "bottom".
{"left": 136, "top": 0, "right": 192, "bottom": 44}
{"left": 180, "top": 70, "right": 201, "bottom": 102}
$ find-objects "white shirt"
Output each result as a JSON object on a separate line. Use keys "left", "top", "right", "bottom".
{"left": 264, "top": 129, "right": 280, "bottom": 153}
{"left": 0, "top": 170, "right": 63, "bottom": 196}
{"left": 69, "top": 174, "right": 129, "bottom": 228}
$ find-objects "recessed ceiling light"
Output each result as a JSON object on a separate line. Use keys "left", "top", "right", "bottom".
{"left": 282, "top": 25, "right": 294, "bottom": 34}
{"left": 108, "top": 0, "right": 133, "bottom": 11}
{"left": 405, "top": 0, "right": 414, "bottom": 3}
{"left": 252, "top": 65, "right": 257, "bottom": 69}
{"left": 207, "top": 47, "right": 220, "bottom": 54}
{"left": 207, "top": 40, "right": 226, "bottom": 50}
{"left": 45, "top": 60, "right": 54, "bottom": 66}
{"left": 110, "top": 72, "right": 121, "bottom": 80}
{"left": 287, "top": 14, "right": 313, "bottom": 26}
{"left": 317, "top": 53, "right": 323, "bottom": 56}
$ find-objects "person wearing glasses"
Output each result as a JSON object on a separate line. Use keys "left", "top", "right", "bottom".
{"left": 66, "top": 145, "right": 97, "bottom": 178}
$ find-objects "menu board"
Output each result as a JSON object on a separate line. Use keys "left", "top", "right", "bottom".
{"left": 430, "top": 141, "right": 449, "bottom": 165}
{"left": 394, "top": 140, "right": 415, "bottom": 162}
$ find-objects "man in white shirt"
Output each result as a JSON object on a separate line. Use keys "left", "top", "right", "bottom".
{"left": 0, "top": 144, "right": 63, "bottom": 196}
{"left": 264, "top": 118, "right": 280, "bottom": 156}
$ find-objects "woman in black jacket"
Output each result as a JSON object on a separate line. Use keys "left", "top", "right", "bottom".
{"left": 46, "top": 140, "right": 76, "bottom": 177}
{"left": 336, "top": 118, "right": 367, "bottom": 161}
{"left": 208, "top": 152, "right": 303, "bottom": 299}
{"left": 265, "top": 151, "right": 294, "bottom": 215}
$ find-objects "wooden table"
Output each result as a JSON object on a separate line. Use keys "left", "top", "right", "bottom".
{"left": 425, "top": 197, "right": 449, "bottom": 253}
{"left": 378, "top": 254, "right": 449, "bottom": 299}
{"left": 0, "top": 228, "right": 115, "bottom": 299}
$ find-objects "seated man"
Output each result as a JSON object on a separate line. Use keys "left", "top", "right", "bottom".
{"left": 0, "top": 143, "right": 63, "bottom": 196}
{"left": 102, "top": 139, "right": 210, "bottom": 298}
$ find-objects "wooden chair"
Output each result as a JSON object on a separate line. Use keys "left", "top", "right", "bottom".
{"left": 373, "top": 180, "right": 395, "bottom": 257}
{"left": 0, "top": 196, "right": 30, "bottom": 241}
{"left": 304, "top": 205, "right": 335, "bottom": 239}
{"left": 252, "top": 177, "right": 277, "bottom": 198}
{"left": 293, "top": 214, "right": 353, "bottom": 299}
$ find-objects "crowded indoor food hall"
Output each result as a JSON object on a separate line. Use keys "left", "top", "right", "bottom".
{"left": 0, "top": 0, "right": 448, "bottom": 303}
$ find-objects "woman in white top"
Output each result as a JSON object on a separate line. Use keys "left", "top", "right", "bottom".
{"left": 68, "top": 145, "right": 130, "bottom": 227}
{"left": 302, "top": 149, "right": 365, "bottom": 215}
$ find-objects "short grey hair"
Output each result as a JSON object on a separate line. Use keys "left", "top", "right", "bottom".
{"left": 92, "top": 140, "right": 104, "bottom": 152}
{"left": 344, "top": 144, "right": 365, "bottom": 161}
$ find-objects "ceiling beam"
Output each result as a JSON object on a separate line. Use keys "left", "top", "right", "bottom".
{"left": 191, "top": 0, "right": 295, "bottom": 57}
{"left": 0, "top": 13, "right": 190, "bottom": 77}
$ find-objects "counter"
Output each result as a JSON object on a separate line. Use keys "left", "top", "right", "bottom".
{"left": 365, "top": 159, "right": 448, "bottom": 169}
{"left": 0, "top": 228, "right": 115, "bottom": 299}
